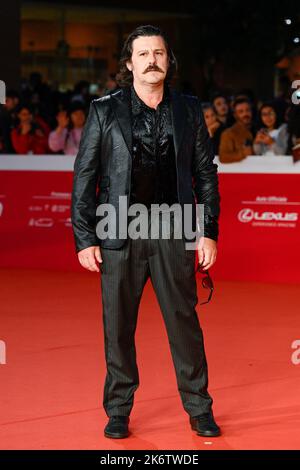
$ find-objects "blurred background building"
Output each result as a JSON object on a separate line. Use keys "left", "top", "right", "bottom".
{"left": 1, "top": 0, "right": 300, "bottom": 98}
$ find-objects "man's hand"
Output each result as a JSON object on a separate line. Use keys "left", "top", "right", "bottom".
{"left": 197, "top": 237, "right": 217, "bottom": 270}
{"left": 242, "top": 145, "right": 253, "bottom": 157}
{"left": 260, "top": 134, "right": 274, "bottom": 145}
{"left": 254, "top": 131, "right": 265, "bottom": 144}
{"left": 77, "top": 246, "right": 102, "bottom": 272}
{"left": 56, "top": 110, "right": 69, "bottom": 130}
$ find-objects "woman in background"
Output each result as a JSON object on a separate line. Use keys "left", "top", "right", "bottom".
{"left": 48, "top": 101, "right": 86, "bottom": 155}
{"left": 253, "top": 102, "right": 288, "bottom": 156}
{"left": 11, "top": 103, "right": 50, "bottom": 154}
{"left": 202, "top": 103, "right": 226, "bottom": 155}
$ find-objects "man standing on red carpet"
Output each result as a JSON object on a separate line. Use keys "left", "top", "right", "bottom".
{"left": 71, "top": 25, "right": 221, "bottom": 439}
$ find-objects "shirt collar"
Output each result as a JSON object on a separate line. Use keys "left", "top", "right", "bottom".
{"left": 130, "top": 82, "right": 170, "bottom": 114}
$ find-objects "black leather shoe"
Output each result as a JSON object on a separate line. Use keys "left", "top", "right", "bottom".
{"left": 104, "top": 416, "right": 130, "bottom": 439}
{"left": 190, "top": 410, "right": 221, "bottom": 437}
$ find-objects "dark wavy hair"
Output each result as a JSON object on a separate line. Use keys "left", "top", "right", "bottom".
{"left": 115, "top": 24, "right": 178, "bottom": 87}
{"left": 257, "top": 101, "right": 283, "bottom": 130}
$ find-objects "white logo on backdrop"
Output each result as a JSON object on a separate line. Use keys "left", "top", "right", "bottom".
{"left": 238, "top": 208, "right": 298, "bottom": 223}
{"left": 238, "top": 195, "right": 299, "bottom": 227}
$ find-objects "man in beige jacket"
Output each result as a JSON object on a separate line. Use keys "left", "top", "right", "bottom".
{"left": 219, "top": 97, "right": 254, "bottom": 163}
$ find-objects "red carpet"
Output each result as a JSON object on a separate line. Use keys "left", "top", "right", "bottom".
{"left": 1, "top": 268, "right": 300, "bottom": 450}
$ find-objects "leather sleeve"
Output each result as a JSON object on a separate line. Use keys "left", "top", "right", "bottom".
{"left": 71, "top": 100, "right": 102, "bottom": 253}
{"left": 191, "top": 98, "right": 221, "bottom": 242}
{"left": 219, "top": 128, "right": 245, "bottom": 162}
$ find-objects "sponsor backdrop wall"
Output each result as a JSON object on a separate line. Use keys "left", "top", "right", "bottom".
{"left": 0, "top": 156, "right": 299, "bottom": 283}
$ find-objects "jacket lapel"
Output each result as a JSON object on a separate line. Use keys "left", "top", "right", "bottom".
{"left": 170, "top": 88, "right": 187, "bottom": 159}
{"left": 110, "top": 86, "right": 133, "bottom": 156}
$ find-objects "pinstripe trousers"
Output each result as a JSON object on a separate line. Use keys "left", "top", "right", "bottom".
{"left": 99, "top": 210, "right": 213, "bottom": 418}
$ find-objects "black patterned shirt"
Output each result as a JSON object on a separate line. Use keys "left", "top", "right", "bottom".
{"left": 129, "top": 83, "right": 178, "bottom": 209}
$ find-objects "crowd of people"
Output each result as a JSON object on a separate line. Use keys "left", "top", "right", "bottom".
{"left": 0, "top": 72, "right": 117, "bottom": 157}
{"left": 202, "top": 92, "right": 300, "bottom": 162}
{"left": 1, "top": 72, "right": 300, "bottom": 162}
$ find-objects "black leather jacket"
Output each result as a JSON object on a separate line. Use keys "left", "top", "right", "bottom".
{"left": 71, "top": 85, "right": 221, "bottom": 252}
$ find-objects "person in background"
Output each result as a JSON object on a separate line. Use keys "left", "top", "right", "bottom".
{"left": 235, "top": 89, "right": 258, "bottom": 123}
{"left": 202, "top": 103, "right": 226, "bottom": 155}
{"left": 3, "top": 89, "right": 20, "bottom": 114}
{"left": 102, "top": 73, "right": 118, "bottom": 95}
{"left": 274, "top": 76, "right": 291, "bottom": 125}
{"left": 48, "top": 101, "right": 86, "bottom": 155}
{"left": 286, "top": 104, "right": 300, "bottom": 160}
{"left": 11, "top": 103, "right": 50, "bottom": 154}
{"left": 0, "top": 89, "right": 20, "bottom": 153}
{"left": 212, "top": 93, "right": 234, "bottom": 128}
{"left": 71, "top": 80, "right": 90, "bottom": 105}
{"left": 253, "top": 102, "right": 288, "bottom": 156}
{"left": 219, "top": 97, "right": 254, "bottom": 163}
{"left": 21, "top": 72, "right": 54, "bottom": 126}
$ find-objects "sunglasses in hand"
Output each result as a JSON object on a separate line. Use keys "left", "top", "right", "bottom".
{"left": 195, "top": 264, "right": 214, "bottom": 305}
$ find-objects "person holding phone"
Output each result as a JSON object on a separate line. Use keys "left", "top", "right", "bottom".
{"left": 48, "top": 101, "right": 86, "bottom": 155}
{"left": 253, "top": 102, "right": 288, "bottom": 156}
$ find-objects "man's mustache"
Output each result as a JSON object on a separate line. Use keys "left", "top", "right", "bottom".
{"left": 144, "top": 65, "right": 164, "bottom": 74}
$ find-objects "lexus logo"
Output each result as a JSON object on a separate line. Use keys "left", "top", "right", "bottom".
{"left": 238, "top": 208, "right": 298, "bottom": 223}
